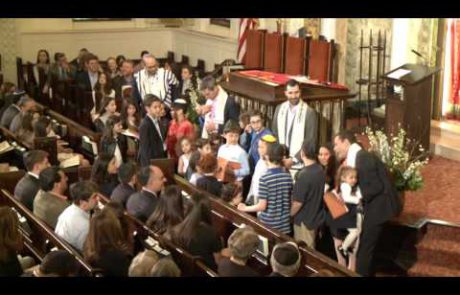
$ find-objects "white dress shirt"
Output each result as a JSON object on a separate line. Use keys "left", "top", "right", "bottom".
{"left": 55, "top": 204, "right": 90, "bottom": 251}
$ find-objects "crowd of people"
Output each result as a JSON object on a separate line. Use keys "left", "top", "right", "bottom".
{"left": 0, "top": 47, "right": 402, "bottom": 277}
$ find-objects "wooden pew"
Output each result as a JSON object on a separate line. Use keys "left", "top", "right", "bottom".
{"left": 173, "top": 175, "right": 357, "bottom": 277}
{"left": 0, "top": 127, "right": 28, "bottom": 170}
{"left": 97, "top": 194, "right": 217, "bottom": 277}
{"left": 36, "top": 102, "right": 101, "bottom": 162}
{"left": 0, "top": 189, "right": 101, "bottom": 276}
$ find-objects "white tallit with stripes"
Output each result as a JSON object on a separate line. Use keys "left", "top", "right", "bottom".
{"left": 277, "top": 100, "right": 309, "bottom": 158}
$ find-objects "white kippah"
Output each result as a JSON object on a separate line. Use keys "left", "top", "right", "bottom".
{"left": 174, "top": 99, "right": 187, "bottom": 105}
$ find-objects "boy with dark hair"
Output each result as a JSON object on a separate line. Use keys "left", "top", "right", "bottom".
{"left": 291, "top": 140, "right": 326, "bottom": 249}
{"left": 14, "top": 150, "right": 50, "bottom": 211}
{"left": 110, "top": 162, "right": 138, "bottom": 208}
{"left": 138, "top": 94, "right": 167, "bottom": 167}
{"left": 238, "top": 143, "right": 293, "bottom": 235}
{"left": 34, "top": 166, "right": 70, "bottom": 228}
{"left": 55, "top": 181, "right": 100, "bottom": 251}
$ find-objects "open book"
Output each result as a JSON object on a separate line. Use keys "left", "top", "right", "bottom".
{"left": 59, "top": 155, "right": 81, "bottom": 169}
{"left": 121, "top": 129, "right": 139, "bottom": 139}
{"left": 0, "top": 141, "right": 14, "bottom": 155}
{"left": 216, "top": 157, "right": 241, "bottom": 183}
{"left": 82, "top": 136, "right": 98, "bottom": 156}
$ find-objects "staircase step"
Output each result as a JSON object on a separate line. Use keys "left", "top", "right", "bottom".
{"left": 415, "top": 243, "right": 460, "bottom": 270}
{"left": 408, "top": 262, "right": 460, "bottom": 277}
{"left": 424, "top": 224, "right": 460, "bottom": 243}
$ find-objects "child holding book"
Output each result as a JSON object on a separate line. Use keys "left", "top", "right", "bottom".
{"left": 217, "top": 120, "right": 250, "bottom": 183}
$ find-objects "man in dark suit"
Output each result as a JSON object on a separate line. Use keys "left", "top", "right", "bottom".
{"left": 111, "top": 162, "right": 138, "bottom": 208}
{"left": 138, "top": 95, "right": 167, "bottom": 167}
{"left": 14, "top": 150, "right": 50, "bottom": 211}
{"left": 75, "top": 53, "right": 100, "bottom": 92}
{"left": 70, "top": 48, "right": 89, "bottom": 74}
{"left": 113, "top": 60, "right": 142, "bottom": 107}
{"left": 198, "top": 75, "right": 240, "bottom": 138}
{"left": 333, "top": 130, "right": 402, "bottom": 276}
{"left": 47, "top": 53, "right": 77, "bottom": 84}
{"left": 0, "top": 91, "right": 24, "bottom": 127}
{"left": 126, "top": 165, "right": 166, "bottom": 223}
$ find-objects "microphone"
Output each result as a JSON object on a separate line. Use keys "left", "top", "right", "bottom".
{"left": 411, "top": 49, "right": 424, "bottom": 58}
{"left": 411, "top": 49, "right": 429, "bottom": 66}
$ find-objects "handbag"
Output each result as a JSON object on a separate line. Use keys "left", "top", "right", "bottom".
{"left": 324, "top": 191, "right": 349, "bottom": 219}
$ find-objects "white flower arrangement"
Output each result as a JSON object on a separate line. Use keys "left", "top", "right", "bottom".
{"left": 364, "top": 126, "right": 429, "bottom": 192}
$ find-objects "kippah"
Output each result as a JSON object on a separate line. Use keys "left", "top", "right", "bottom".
{"left": 273, "top": 244, "right": 300, "bottom": 266}
{"left": 261, "top": 134, "right": 277, "bottom": 143}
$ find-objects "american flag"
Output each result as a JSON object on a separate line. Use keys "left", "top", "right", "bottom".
{"left": 237, "top": 18, "right": 258, "bottom": 64}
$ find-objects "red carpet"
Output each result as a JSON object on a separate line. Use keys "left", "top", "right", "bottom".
{"left": 400, "top": 156, "right": 460, "bottom": 225}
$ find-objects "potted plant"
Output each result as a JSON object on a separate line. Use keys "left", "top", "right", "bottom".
{"left": 364, "top": 126, "right": 429, "bottom": 207}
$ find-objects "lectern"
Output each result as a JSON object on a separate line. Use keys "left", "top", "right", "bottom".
{"left": 382, "top": 64, "right": 440, "bottom": 153}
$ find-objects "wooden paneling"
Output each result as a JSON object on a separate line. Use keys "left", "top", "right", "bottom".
{"left": 245, "top": 30, "right": 265, "bottom": 69}
{"left": 284, "top": 36, "right": 306, "bottom": 75}
{"left": 263, "top": 33, "right": 284, "bottom": 73}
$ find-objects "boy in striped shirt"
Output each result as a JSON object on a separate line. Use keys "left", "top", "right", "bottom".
{"left": 238, "top": 143, "right": 293, "bottom": 235}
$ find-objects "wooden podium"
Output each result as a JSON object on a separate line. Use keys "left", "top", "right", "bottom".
{"left": 382, "top": 64, "right": 440, "bottom": 153}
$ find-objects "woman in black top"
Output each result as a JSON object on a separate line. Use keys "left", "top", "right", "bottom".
{"left": 84, "top": 207, "right": 131, "bottom": 276}
{"left": 169, "top": 194, "right": 222, "bottom": 271}
{"left": 0, "top": 207, "right": 24, "bottom": 276}
{"left": 100, "top": 115, "right": 128, "bottom": 166}
{"left": 93, "top": 96, "right": 119, "bottom": 133}
{"left": 318, "top": 143, "right": 337, "bottom": 192}
{"left": 146, "top": 185, "right": 185, "bottom": 236}
{"left": 196, "top": 154, "right": 222, "bottom": 197}
{"left": 90, "top": 153, "right": 119, "bottom": 197}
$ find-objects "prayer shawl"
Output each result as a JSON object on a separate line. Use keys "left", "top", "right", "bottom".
{"left": 135, "top": 68, "right": 168, "bottom": 104}
{"left": 202, "top": 86, "right": 228, "bottom": 138}
{"left": 276, "top": 100, "right": 309, "bottom": 158}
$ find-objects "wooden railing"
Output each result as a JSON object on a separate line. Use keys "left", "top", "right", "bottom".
{"left": 0, "top": 189, "right": 101, "bottom": 276}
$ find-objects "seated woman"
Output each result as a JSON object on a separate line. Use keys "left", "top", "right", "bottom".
{"left": 104, "top": 201, "right": 134, "bottom": 256}
{"left": 83, "top": 208, "right": 131, "bottom": 277}
{"left": 93, "top": 96, "right": 119, "bottom": 133}
{"left": 146, "top": 185, "right": 185, "bottom": 236}
{"left": 34, "top": 116, "right": 90, "bottom": 167}
{"left": 0, "top": 206, "right": 35, "bottom": 276}
{"left": 169, "top": 194, "right": 222, "bottom": 271}
{"left": 16, "top": 112, "right": 38, "bottom": 148}
{"left": 90, "top": 153, "right": 119, "bottom": 198}
{"left": 100, "top": 115, "right": 128, "bottom": 167}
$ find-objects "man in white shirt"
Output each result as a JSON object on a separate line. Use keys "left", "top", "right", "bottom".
{"left": 55, "top": 181, "right": 100, "bottom": 252}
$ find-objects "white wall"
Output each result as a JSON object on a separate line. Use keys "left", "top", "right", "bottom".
{"left": 11, "top": 18, "right": 239, "bottom": 82}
